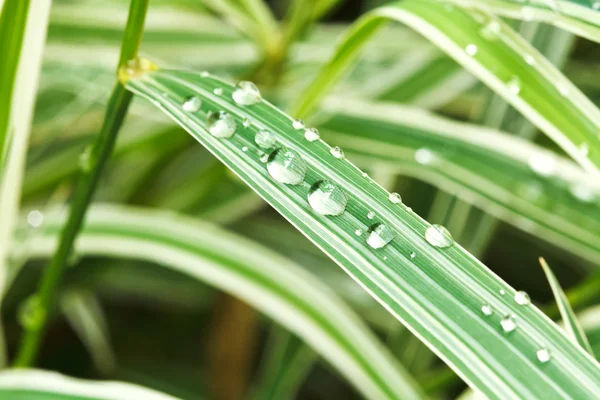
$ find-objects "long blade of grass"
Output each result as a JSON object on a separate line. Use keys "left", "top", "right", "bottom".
{"left": 290, "top": 0, "right": 600, "bottom": 176}
{"left": 124, "top": 66, "right": 600, "bottom": 399}
{"left": 26, "top": 204, "right": 424, "bottom": 400}
{"left": 444, "top": 0, "right": 600, "bottom": 44}
{"left": 319, "top": 98, "right": 600, "bottom": 263}
{"left": 539, "top": 257, "right": 594, "bottom": 354}
{"left": 0, "top": 369, "right": 182, "bottom": 400}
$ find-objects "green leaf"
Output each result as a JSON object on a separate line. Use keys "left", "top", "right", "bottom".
{"left": 290, "top": 0, "right": 600, "bottom": 176}
{"left": 124, "top": 67, "right": 600, "bottom": 399}
{"left": 0, "top": 369, "right": 182, "bottom": 400}
{"left": 319, "top": 98, "right": 600, "bottom": 263}
{"left": 443, "top": 0, "right": 600, "bottom": 44}
{"left": 27, "top": 204, "right": 423, "bottom": 400}
{"left": 539, "top": 257, "right": 594, "bottom": 354}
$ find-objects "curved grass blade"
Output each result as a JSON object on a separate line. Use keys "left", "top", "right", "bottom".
{"left": 0, "top": 369, "right": 181, "bottom": 400}
{"left": 539, "top": 257, "right": 594, "bottom": 354}
{"left": 444, "top": 0, "right": 600, "bottom": 44}
{"left": 26, "top": 205, "right": 423, "bottom": 400}
{"left": 124, "top": 67, "right": 600, "bottom": 399}
{"left": 319, "top": 98, "right": 600, "bottom": 264}
{"left": 290, "top": 0, "right": 600, "bottom": 176}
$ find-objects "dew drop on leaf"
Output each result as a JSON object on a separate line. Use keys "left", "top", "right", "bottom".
{"left": 266, "top": 148, "right": 307, "bottom": 185}
{"left": 304, "top": 128, "right": 320, "bottom": 142}
{"left": 242, "top": 117, "right": 252, "bottom": 127}
{"left": 330, "top": 146, "right": 344, "bottom": 159}
{"left": 570, "top": 181, "right": 595, "bottom": 203}
{"left": 501, "top": 315, "right": 517, "bottom": 333}
{"left": 27, "top": 210, "right": 43, "bottom": 228}
{"left": 366, "top": 223, "right": 394, "bottom": 249}
{"left": 355, "top": 229, "right": 363, "bottom": 236}
{"left": 415, "top": 148, "right": 435, "bottom": 165}
{"left": 528, "top": 153, "right": 556, "bottom": 177}
{"left": 255, "top": 130, "right": 277, "bottom": 149}
{"left": 388, "top": 192, "right": 402, "bottom": 204}
{"left": 260, "top": 153, "right": 270, "bottom": 163}
{"left": 308, "top": 180, "right": 348, "bottom": 216}
{"left": 232, "top": 81, "right": 261, "bottom": 105}
{"left": 465, "top": 44, "right": 478, "bottom": 56}
{"left": 367, "top": 211, "right": 375, "bottom": 219}
{"left": 425, "top": 225, "right": 454, "bottom": 248}
{"left": 182, "top": 96, "right": 201, "bottom": 112}
{"left": 537, "top": 348, "right": 551, "bottom": 363}
{"left": 207, "top": 111, "right": 236, "bottom": 138}
{"left": 507, "top": 77, "right": 522, "bottom": 95}
{"left": 514, "top": 291, "right": 531, "bottom": 306}
{"left": 410, "top": 251, "right": 416, "bottom": 259}
{"left": 292, "top": 119, "right": 305, "bottom": 130}
{"left": 481, "top": 304, "right": 493, "bottom": 316}
{"left": 213, "top": 87, "right": 223, "bottom": 95}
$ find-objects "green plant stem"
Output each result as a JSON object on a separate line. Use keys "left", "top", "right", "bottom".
{"left": 12, "top": 0, "right": 149, "bottom": 367}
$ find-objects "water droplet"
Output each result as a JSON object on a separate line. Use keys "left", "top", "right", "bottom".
{"left": 501, "top": 315, "right": 517, "bottom": 333}
{"left": 528, "top": 153, "right": 556, "bottom": 176}
{"left": 355, "top": 229, "right": 363, "bottom": 236}
{"left": 330, "top": 146, "right": 344, "bottom": 159}
{"left": 27, "top": 210, "right": 43, "bottom": 228}
{"left": 500, "top": 289, "right": 506, "bottom": 296}
{"left": 255, "top": 130, "right": 277, "bottom": 149}
{"left": 367, "top": 211, "right": 376, "bottom": 219}
{"left": 580, "top": 143, "right": 589, "bottom": 156}
{"left": 242, "top": 117, "right": 252, "bottom": 127}
{"left": 425, "top": 225, "right": 454, "bottom": 248}
{"left": 480, "top": 20, "right": 501, "bottom": 40}
{"left": 465, "top": 44, "right": 478, "bottom": 56}
{"left": 18, "top": 295, "right": 45, "bottom": 330}
{"left": 537, "top": 348, "right": 551, "bottom": 363}
{"left": 79, "top": 145, "right": 94, "bottom": 172}
{"left": 570, "top": 181, "right": 595, "bottom": 203}
{"left": 213, "top": 87, "right": 224, "bottom": 95}
{"left": 260, "top": 153, "right": 270, "bottom": 163}
{"left": 307, "top": 180, "right": 348, "bottom": 216}
{"left": 117, "top": 57, "right": 158, "bottom": 84}
{"left": 524, "top": 55, "right": 535, "bottom": 65}
{"left": 410, "top": 251, "right": 416, "bottom": 259}
{"left": 415, "top": 148, "right": 435, "bottom": 165}
{"left": 232, "top": 81, "right": 261, "bottom": 105}
{"left": 507, "top": 77, "right": 522, "bottom": 95}
{"left": 366, "top": 223, "right": 394, "bottom": 249}
{"left": 514, "top": 291, "right": 531, "bottom": 306}
{"left": 242, "top": 146, "right": 248, "bottom": 152}
{"left": 207, "top": 111, "right": 236, "bottom": 138}
{"left": 266, "top": 148, "right": 307, "bottom": 185}
{"left": 481, "top": 304, "right": 493, "bottom": 316}
{"left": 304, "top": 128, "right": 320, "bottom": 142}
{"left": 388, "top": 192, "right": 402, "bottom": 204}
{"left": 292, "top": 119, "right": 305, "bottom": 129}
{"left": 557, "top": 83, "right": 569, "bottom": 96}
{"left": 182, "top": 96, "right": 202, "bottom": 112}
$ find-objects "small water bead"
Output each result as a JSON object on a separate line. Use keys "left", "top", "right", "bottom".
{"left": 570, "top": 181, "right": 595, "bottom": 203}
{"left": 242, "top": 146, "right": 248, "bottom": 152}
{"left": 207, "top": 111, "right": 237, "bottom": 138}
{"left": 410, "top": 251, "right": 416, "bottom": 259}
{"left": 528, "top": 153, "right": 556, "bottom": 177}
{"left": 425, "top": 225, "right": 454, "bottom": 248}
{"left": 242, "top": 118, "right": 252, "bottom": 127}
{"left": 255, "top": 130, "right": 277, "bottom": 149}
{"left": 557, "top": 83, "right": 569, "bottom": 96}
{"left": 537, "top": 348, "right": 551, "bottom": 363}
{"left": 266, "top": 148, "right": 307, "bottom": 185}
{"left": 500, "top": 289, "right": 506, "bottom": 296}
{"left": 415, "top": 148, "right": 435, "bottom": 165}
{"left": 27, "top": 210, "right": 43, "bottom": 228}
{"left": 366, "top": 223, "right": 394, "bottom": 249}
{"left": 480, "top": 20, "right": 501, "bottom": 40}
{"left": 481, "top": 304, "right": 493, "bottom": 316}
{"left": 524, "top": 55, "right": 535, "bottom": 65}
{"left": 213, "top": 87, "right": 224, "bottom": 95}
{"left": 507, "top": 77, "right": 522, "bottom": 95}
{"left": 367, "top": 211, "right": 376, "bottom": 219}
{"left": 232, "top": 81, "right": 261, "bottom": 105}
{"left": 514, "top": 291, "right": 531, "bottom": 306}
{"left": 501, "top": 315, "right": 517, "bottom": 333}
{"left": 307, "top": 180, "right": 348, "bottom": 216}
{"left": 182, "top": 96, "right": 202, "bottom": 112}
{"left": 304, "top": 128, "right": 320, "bottom": 142}
{"left": 201, "top": 71, "right": 210, "bottom": 77}
{"left": 388, "top": 192, "right": 402, "bottom": 204}
{"left": 355, "top": 229, "right": 363, "bottom": 236}
{"left": 18, "top": 295, "right": 46, "bottom": 331}
{"left": 465, "top": 44, "right": 478, "bottom": 56}
{"left": 292, "top": 119, "right": 305, "bottom": 129}
{"left": 330, "top": 146, "right": 344, "bottom": 159}
{"left": 260, "top": 153, "right": 270, "bottom": 163}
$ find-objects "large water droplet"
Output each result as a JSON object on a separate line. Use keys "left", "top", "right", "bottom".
{"left": 514, "top": 291, "right": 531, "bottom": 306}
{"left": 481, "top": 304, "right": 493, "bottom": 316}
{"left": 255, "top": 130, "right": 276, "bottom": 149}
{"left": 292, "top": 119, "right": 305, "bottom": 130}
{"left": 425, "top": 225, "right": 454, "bottom": 248}
{"left": 207, "top": 111, "right": 236, "bottom": 138}
{"left": 304, "top": 128, "right": 320, "bottom": 142}
{"left": 308, "top": 180, "right": 348, "bottom": 216}
{"left": 388, "top": 192, "right": 402, "bottom": 204}
{"left": 182, "top": 96, "right": 202, "bottom": 112}
{"left": 18, "top": 295, "right": 45, "bottom": 331}
{"left": 537, "top": 348, "right": 551, "bottom": 363}
{"left": 501, "top": 315, "right": 517, "bottom": 333}
{"left": 330, "top": 146, "right": 344, "bottom": 159}
{"left": 27, "top": 210, "right": 43, "bottom": 228}
{"left": 266, "top": 148, "right": 307, "bottom": 185}
{"left": 366, "top": 223, "right": 394, "bottom": 249}
{"left": 528, "top": 153, "right": 556, "bottom": 176}
{"left": 465, "top": 44, "right": 478, "bottom": 56}
{"left": 232, "top": 81, "right": 261, "bottom": 105}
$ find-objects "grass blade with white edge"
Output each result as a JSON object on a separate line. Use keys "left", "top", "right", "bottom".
{"left": 123, "top": 66, "right": 600, "bottom": 399}
{"left": 443, "top": 0, "right": 600, "bottom": 45}
{"left": 26, "top": 204, "right": 424, "bottom": 400}
{"left": 539, "top": 257, "right": 594, "bottom": 354}
{"left": 319, "top": 98, "right": 600, "bottom": 264}
{"left": 0, "top": 369, "right": 182, "bottom": 400}
{"left": 290, "top": 0, "right": 600, "bottom": 177}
